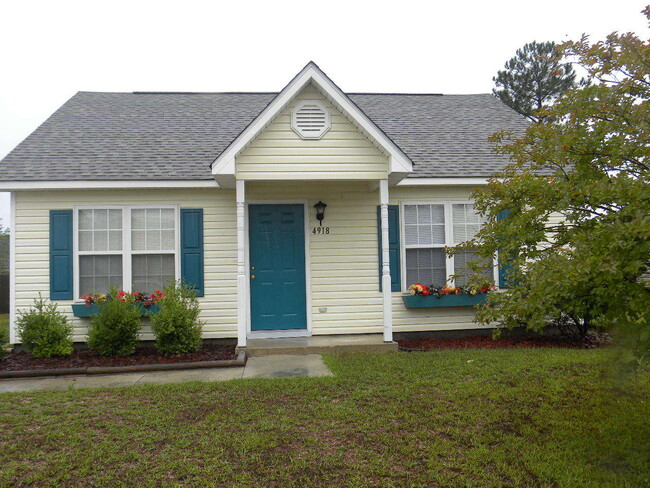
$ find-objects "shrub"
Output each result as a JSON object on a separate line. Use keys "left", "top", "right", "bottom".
{"left": 150, "top": 281, "right": 203, "bottom": 354}
{"left": 87, "top": 288, "right": 141, "bottom": 356}
{"left": 16, "top": 295, "right": 74, "bottom": 358}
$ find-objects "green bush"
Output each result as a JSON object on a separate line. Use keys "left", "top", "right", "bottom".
{"left": 16, "top": 295, "right": 74, "bottom": 358}
{"left": 87, "top": 288, "right": 141, "bottom": 356}
{"left": 150, "top": 281, "right": 203, "bottom": 354}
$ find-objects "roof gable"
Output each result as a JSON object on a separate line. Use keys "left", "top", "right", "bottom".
{"left": 211, "top": 62, "right": 413, "bottom": 188}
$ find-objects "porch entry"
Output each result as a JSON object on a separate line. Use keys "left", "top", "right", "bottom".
{"left": 248, "top": 204, "right": 307, "bottom": 331}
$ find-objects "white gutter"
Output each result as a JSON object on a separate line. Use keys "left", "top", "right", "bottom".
{"left": 0, "top": 180, "right": 219, "bottom": 191}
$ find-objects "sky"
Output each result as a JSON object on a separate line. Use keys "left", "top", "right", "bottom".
{"left": 0, "top": 0, "right": 647, "bottom": 227}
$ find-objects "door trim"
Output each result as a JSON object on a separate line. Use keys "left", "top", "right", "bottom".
{"left": 245, "top": 200, "right": 312, "bottom": 339}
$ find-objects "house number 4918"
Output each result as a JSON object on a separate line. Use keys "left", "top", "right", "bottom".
{"left": 312, "top": 227, "right": 330, "bottom": 235}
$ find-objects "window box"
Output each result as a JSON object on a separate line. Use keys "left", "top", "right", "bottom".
{"left": 71, "top": 303, "right": 161, "bottom": 318}
{"left": 402, "top": 293, "right": 488, "bottom": 308}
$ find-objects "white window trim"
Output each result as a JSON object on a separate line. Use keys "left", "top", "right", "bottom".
{"left": 399, "top": 200, "right": 499, "bottom": 293}
{"left": 73, "top": 204, "right": 180, "bottom": 300}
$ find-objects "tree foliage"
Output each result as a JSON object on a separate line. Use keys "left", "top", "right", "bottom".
{"left": 461, "top": 8, "right": 650, "bottom": 359}
{"left": 493, "top": 40, "right": 579, "bottom": 121}
{"left": 0, "top": 219, "right": 8, "bottom": 275}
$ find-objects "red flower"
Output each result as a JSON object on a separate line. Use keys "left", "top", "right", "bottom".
{"left": 117, "top": 290, "right": 125, "bottom": 298}
{"left": 422, "top": 289, "right": 430, "bottom": 296}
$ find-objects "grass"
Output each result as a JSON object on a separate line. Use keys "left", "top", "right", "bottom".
{"left": 0, "top": 348, "right": 648, "bottom": 487}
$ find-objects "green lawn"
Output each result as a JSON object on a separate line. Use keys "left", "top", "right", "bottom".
{"left": 0, "top": 349, "right": 648, "bottom": 487}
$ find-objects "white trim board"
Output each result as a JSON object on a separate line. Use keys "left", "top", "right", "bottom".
{"left": 0, "top": 180, "right": 219, "bottom": 191}
{"left": 211, "top": 61, "right": 413, "bottom": 188}
{"left": 397, "top": 178, "right": 490, "bottom": 186}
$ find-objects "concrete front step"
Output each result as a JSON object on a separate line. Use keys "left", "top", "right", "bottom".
{"left": 238, "top": 334, "right": 399, "bottom": 357}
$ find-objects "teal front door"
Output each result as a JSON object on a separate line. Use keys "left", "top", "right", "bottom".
{"left": 249, "top": 204, "right": 307, "bottom": 331}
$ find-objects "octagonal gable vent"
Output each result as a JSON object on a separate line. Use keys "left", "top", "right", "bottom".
{"left": 291, "top": 100, "right": 331, "bottom": 139}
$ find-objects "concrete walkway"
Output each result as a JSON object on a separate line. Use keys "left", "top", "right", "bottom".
{"left": 0, "top": 354, "right": 333, "bottom": 393}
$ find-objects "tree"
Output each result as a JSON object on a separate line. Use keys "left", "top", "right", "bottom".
{"left": 459, "top": 8, "right": 650, "bottom": 359}
{"left": 0, "top": 219, "right": 8, "bottom": 275}
{"left": 493, "top": 40, "right": 579, "bottom": 121}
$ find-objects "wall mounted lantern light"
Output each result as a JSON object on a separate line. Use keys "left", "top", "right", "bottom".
{"left": 314, "top": 201, "right": 327, "bottom": 226}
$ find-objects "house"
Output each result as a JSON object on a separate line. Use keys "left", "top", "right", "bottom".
{"left": 0, "top": 62, "right": 527, "bottom": 348}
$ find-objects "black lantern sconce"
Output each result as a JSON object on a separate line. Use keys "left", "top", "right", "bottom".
{"left": 314, "top": 201, "right": 327, "bottom": 226}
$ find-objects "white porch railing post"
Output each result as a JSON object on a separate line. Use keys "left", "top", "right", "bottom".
{"left": 380, "top": 179, "right": 393, "bottom": 342}
{"left": 236, "top": 180, "right": 247, "bottom": 348}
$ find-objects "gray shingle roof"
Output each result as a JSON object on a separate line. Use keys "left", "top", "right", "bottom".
{"left": 0, "top": 91, "right": 527, "bottom": 181}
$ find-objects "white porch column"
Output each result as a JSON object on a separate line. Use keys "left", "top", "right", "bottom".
{"left": 236, "top": 180, "right": 247, "bottom": 348}
{"left": 9, "top": 192, "right": 16, "bottom": 345}
{"left": 380, "top": 179, "right": 393, "bottom": 342}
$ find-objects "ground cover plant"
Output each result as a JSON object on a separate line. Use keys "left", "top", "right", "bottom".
{"left": 0, "top": 348, "right": 648, "bottom": 487}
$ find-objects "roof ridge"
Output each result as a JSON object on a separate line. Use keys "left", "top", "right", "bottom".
{"left": 73, "top": 91, "right": 494, "bottom": 97}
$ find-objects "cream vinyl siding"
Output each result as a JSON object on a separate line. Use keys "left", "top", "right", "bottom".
{"left": 389, "top": 185, "right": 489, "bottom": 332}
{"left": 247, "top": 182, "right": 383, "bottom": 335}
{"left": 14, "top": 189, "right": 238, "bottom": 342}
{"left": 237, "top": 84, "right": 389, "bottom": 181}
{"left": 13, "top": 184, "right": 511, "bottom": 342}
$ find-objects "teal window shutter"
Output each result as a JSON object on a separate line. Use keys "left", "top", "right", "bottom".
{"left": 181, "top": 209, "right": 204, "bottom": 297}
{"left": 497, "top": 210, "right": 515, "bottom": 288}
{"left": 377, "top": 205, "right": 401, "bottom": 292}
{"left": 50, "top": 210, "right": 73, "bottom": 300}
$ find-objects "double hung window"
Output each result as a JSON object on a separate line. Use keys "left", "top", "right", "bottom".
{"left": 402, "top": 202, "right": 494, "bottom": 290}
{"left": 76, "top": 206, "right": 178, "bottom": 297}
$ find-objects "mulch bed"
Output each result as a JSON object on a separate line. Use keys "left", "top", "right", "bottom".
{"left": 398, "top": 333, "right": 611, "bottom": 351}
{"left": 0, "top": 344, "right": 237, "bottom": 372}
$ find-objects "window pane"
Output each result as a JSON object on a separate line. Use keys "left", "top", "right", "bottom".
{"left": 79, "top": 255, "right": 122, "bottom": 297}
{"left": 161, "top": 230, "right": 175, "bottom": 250}
{"left": 452, "top": 204, "right": 483, "bottom": 245}
{"left": 109, "top": 230, "right": 122, "bottom": 251}
{"left": 405, "top": 248, "right": 446, "bottom": 286}
{"left": 454, "top": 250, "right": 493, "bottom": 287}
{"left": 404, "top": 205, "right": 417, "bottom": 226}
{"left": 417, "top": 205, "right": 431, "bottom": 224}
{"left": 405, "top": 224, "right": 418, "bottom": 246}
{"left": 93, "top": 230, "right": 108, "bottom": 251}
{"left": 132, "top": 209, "right": 146, "bottom": 229}
{"left": 78, "top": 209, "right": 122, "bottom": 252}
{"left": 432, "top": 224, "right": 445, "bottom": 244}
{"left": 109, "top": 209, "right": 122, "bottom": 229}
{"left": 79, "top": 230, "right": 92, "bottom": 251}
{"left": 132, "top": 254, "right": 175, "bottom": 294}
{"left": 161, "top": 209, "right": 175, "bottom": 228}
{"left": 146, "top": 230, "right": 161, "bottom": 250}
{"left": 132, "top": 208, "right": 175, "bottom": 252}
{"left": 404, "top": 205, "right": 445, "bottom": 246}
{"left": 94, "top": 209, "right": 108, "bottom": 229}
{"left": 146, "top": 209, "right": 161, "bottom": 229}
{"left": 132, "top": 230, "right": 146, "bottom": 251}
{"left": 79, "top": 210, "right": 93, "bottom": 230}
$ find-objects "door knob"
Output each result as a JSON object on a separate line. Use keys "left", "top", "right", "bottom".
{"left": 251, "top": 275, "right": 256, "bottom": 280}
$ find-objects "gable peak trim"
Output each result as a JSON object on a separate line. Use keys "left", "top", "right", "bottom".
{"left": 211, "top": 62, "right": 413, "bottom": 187}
